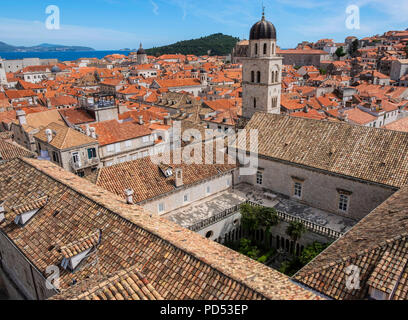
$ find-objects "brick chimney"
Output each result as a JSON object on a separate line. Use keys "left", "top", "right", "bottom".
{"left": 164, "top": 115, "right": 172, "bottom": 126}
{"left": 175, "top": 168, "right": 183, "bottom": 188}
{"left": 124, "top": 189, "right": 134, "bottom": 204}
{"left": 85, "top": 124, "right": 91, "bottom": 136}
{"left": 89, "top": 127, "right": 96, "bottom": 139}
{"left": 45, "top": 128, "right": 53, "bottom": 143}
{"left": 16, "top": 109, "right": 26, "bottom": 125}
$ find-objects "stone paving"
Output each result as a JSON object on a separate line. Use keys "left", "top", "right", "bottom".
{"left": 164, "top": 190, "right": 246, "bottom": 228}
{"left": 165, "top": 183, "right": 357, "bottom": 234}
{"left": 233, "top": 183, "right": 357, "bottom": 234}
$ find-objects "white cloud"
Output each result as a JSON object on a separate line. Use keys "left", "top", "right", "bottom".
{"left": 355, "top": 0, "right": 408, "bottom": 23}
{"left": 150, "top": 0, "right": 159, "bottom": 15}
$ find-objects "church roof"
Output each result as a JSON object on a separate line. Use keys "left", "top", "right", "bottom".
{"left": 238, "top": 113, "right": 408, "bottom": 188}
{"left": 250, "top": 14, "right": 276, "bottom": 40}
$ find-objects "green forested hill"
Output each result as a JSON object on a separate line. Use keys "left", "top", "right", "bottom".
{"left": 145, "top": 33, "right": 239, "bottom": 57}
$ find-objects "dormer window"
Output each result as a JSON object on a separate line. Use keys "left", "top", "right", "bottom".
{"left": 12, "top": 196, "right": 48, "bottom": 226}
{"left": 0, "top": 202, "right": 5, "bottom": 223}
{"left": 61, "top": 230, "right": 102, "bottom": 272}
{"left": 368, "top": 287, "right": 389, "bottom": 300}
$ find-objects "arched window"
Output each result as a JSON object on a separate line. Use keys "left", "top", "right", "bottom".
{"left": 272, "top": 71, "right": 275, "bottom": 83}
{"left": 253, "top": 97, "right": 257, "bottom": 108}
{"left": 257, "top": 71, "right": 261, "bottom": 83}
{"left": 255, "top": 43, "right": 258, "bottom": 55}
{"left": 276, "top": 71, "right": 279, "bottom": 82}
{"left": 272, "top": 43, "right": 275, "bottom": 54}
{"left": 263, "top": 43, "right": 267, "bottom": 55}
{"left": 251, "top": 71, "right": 255, "bottom": 83}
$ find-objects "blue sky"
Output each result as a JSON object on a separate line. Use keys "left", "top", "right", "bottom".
{"left": 0, "top": 0, "right": 407, "bottom": 50}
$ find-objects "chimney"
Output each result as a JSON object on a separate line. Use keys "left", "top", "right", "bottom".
{"left": 138, "top": 115, "right": 144, "bottom": 125}
{"left": 303, "top": 105, "right": 309, "bottom": 113}
{"left": 175, "top": 168, "right": 183, "bottom": 187}
{"left": 45, "top": 128, "right": 53, "bottom": 143}
{"left": 164, "top": 115, "right": 172, "bottom": 126}
{"left": 124, "top": 189, "right": 134, "bottom": 204}
{"left": 0, "top": 201, "right": 5, "bottom": 223}
{"left": 16, "top": 109, "right": 26, "bottom": 125}
{"left": 89, "top": 127, "right": 96, "bottom": 139}
{"left": 85, "top": 124, "right": 91, "bottom": 136}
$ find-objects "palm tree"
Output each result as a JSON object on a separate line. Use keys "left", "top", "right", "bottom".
{"left": 286, "top": 221, "right": 306, "bottom": 255}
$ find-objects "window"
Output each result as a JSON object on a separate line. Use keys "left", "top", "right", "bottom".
{"left": 107, "top": 144, "right": 114, "bottom": 153}
{"left": 183, "top": 194, "right": 189, "bottom": 203}
{"left": 255, "top": 43, "right": 258, "bottom": 55}
{"left": 257, "top": 71, "right": 261, "bottom": 83}
{"left": 119, "top": 156, "right": 126, "bottom": 163}
{"left": 115, "top": 143, "right": 121, "bottom": 153}
{"left": 142, "top": 136, "right": 149, "bottom": 143}
{"left": 339, "top": 194, "right": 349, "bottom": 211}
{"left": 206, "top": 186, "right": 211, "bottom": 194}
{"left": 52, "top": 151, "right": 59, "bottom": 164}
{"left": 369, "top": 288, "right": 388, "bottom": 300}
{"left": 158, "top": 203, "right": 165, "bottom": 213}
{"left": 263, "top": 43, "right": 267, "bottom": 55}
{"left": 256, "top": 171, "right": 263, "bottom": 185}
{"left": 294, "top": 182, "right": 302, "bottom": 198}
{"left": 87, "top": 148, "right": 97, "bottom": 159}
{"left": 251, "top": 71, "right": 255, "bottom": 83}
{"left": 253, "top": 97, "right": 257, "bottom": 108}
{"left": 72, "top": 152, "right": 80, "bottom": 164}
{"left": 226, "top": 179, "right": 231, "bottom": 187}
{"left": 125, "top": 140, "right": 132, "bottom": 148}
{"left": 205, "top": 230, "right": 214, "bottom": 238}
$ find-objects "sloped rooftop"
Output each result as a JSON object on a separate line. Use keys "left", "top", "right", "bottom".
{"left": 0, "top": 158, "right": 321, "bottom": 300}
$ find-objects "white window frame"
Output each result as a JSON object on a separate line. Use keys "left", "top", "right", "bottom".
{"left": 338, "top": 194, "right": 349, "bottom": 212}
{"left": 294, "top": 182, "right": 302, "bottom": 198}
{"left": 256, "top": 171, "right": 263, "bottom": 185}
{"left": 183, "top": 194, "right": 189, "bottom": 203}
{"left": 158, "top": 203, "right": 165, "bottom": 213}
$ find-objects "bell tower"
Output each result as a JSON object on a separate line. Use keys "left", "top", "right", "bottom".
{"left": 242, "top": 9, "right": 282, "bottom": 119}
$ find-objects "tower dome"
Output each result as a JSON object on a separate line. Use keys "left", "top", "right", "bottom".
{"left": 249, "top": 13, "right": 276, "bottom": 40}
{"left": 51, "top": 65, "right": 61, "bottom": 73}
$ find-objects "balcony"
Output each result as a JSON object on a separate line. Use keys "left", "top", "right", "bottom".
{"left": 69, "top": 157, "right": 99, "bottom": 171}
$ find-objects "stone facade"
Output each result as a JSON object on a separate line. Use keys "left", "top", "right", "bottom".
{"left": 238, "top": 157, "right": 396, "bottom": 221}
{"left": 141, "top": 172, "right": 234, "bottom": 215}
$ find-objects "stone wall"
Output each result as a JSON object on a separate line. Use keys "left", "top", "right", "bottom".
{"left": 237, "top": 157, "right": 396, "bottom": 221}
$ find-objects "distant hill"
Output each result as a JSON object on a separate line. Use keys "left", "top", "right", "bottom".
{"left": 0, "top": 41, "right": 95, "bottom": 52}
{"left": 145, "top": 33, "right": 239, "bottom": 57}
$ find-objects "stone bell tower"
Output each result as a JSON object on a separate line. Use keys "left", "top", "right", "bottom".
{"left": 242, "top": 9, "right": 282, "bottom": 119}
